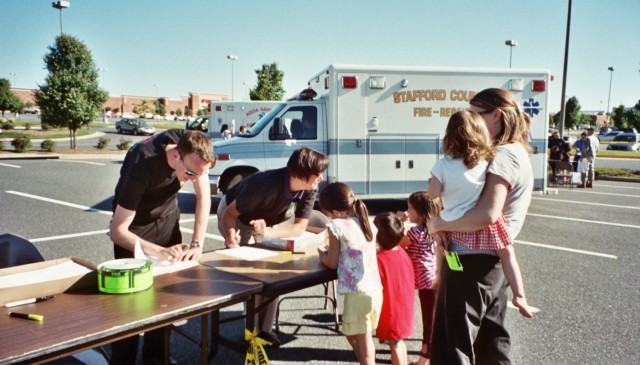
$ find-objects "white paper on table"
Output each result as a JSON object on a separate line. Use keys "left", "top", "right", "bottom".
{"left": 0, "top": 261, "right": 92, "bottom": 288}
{"left": 134, "top": 239, "right": 198, "bottom": 276}
{"left": 216, "top": 246, "right": 280, "bottom": 261}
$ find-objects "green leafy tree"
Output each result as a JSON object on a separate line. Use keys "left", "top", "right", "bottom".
{"left": 0, "top": 78, "right": 24, "bottom": 117}
{"left": 249, "top": 63, "right": 285, "bottom": 101}
{"left": 611, "top": 104, "right": 640, "bottom": 131}
{"left": 35, "top": 35, "right": 108, "bottom": 149}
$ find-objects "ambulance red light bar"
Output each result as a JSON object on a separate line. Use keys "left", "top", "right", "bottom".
{"left": 532, "top": 80, "right": 546, "bottom": 92}
{"left": 342, "top": 76, "right": 357, "bottom": 89}
{"left": 299, "top": 88, "right": 317, "bottom": 100}
{"left": 215, "top": 105, "right": 222, "bottom": 111}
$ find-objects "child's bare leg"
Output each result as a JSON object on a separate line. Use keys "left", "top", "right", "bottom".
{"left": 388, "top": 339, "right": 408, "bottom": 365}
{"left": 496, "top": 245, "right": 533, "bottom": 318}
{"left": 347, "top": 333, "right": 376, "bottom": 365}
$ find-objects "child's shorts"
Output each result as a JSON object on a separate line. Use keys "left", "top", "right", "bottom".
{"left": 341, "top": 290, "right": 382, "bottom": 336}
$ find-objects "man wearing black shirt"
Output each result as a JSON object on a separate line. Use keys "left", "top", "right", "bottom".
{"left": 109, "top": 129, "right": 214, "bottom": 365}
{"left": 217, "top": 147, "right": 329, "bottom": 346}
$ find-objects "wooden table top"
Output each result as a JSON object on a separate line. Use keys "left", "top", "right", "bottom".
{"left": 200, "top": 245, "right": 337, "bottom": 297}
{"left": 0, "top": 265, "right": 262, "bottom": 365}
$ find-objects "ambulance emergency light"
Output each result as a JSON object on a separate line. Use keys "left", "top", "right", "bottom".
{"left": 369, "top": 76, "right": 386, "bottom": 89}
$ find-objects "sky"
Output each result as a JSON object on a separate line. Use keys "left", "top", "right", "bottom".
{"left": 1, "top": 0, "right": 638, "bottom": 113}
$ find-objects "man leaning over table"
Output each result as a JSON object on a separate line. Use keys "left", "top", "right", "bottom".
{"left": 109, "top": 129, "right": 214, "bottom": 365}
{"left": 217, "top": 146, "right": 329, "bottom": 347}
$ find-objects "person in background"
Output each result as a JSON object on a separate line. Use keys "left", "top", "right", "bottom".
{"left": 239, "top": 125, "right": 247, "bottom": 135}
{"left": 318, "top": 182, "right": 382, "bottom": 365}
{"left": 428, "top": 89, "right": 535, "bottom": 365}
{"left": 374, "top": 212, "right": 415, "bottom": 365}
{"left": 579, "top": 127, "right": 599, "bottom": 188}
{"left": 398, "top": 191, "right": 441, "bottom": 365}
{"left": 220, "top": 123, "right": 232, "bottom": 139}
{"left": 548, "top": 131, "right": 565, "bottom": 180}
{"left": 560, "top": 142, "right": 572, "bottom": 163}
{"left": 217, "top": 146, "right": 328, "bottom": 346}
{"left": 109, "top": 129, "right": 214, "bottom": 365}
{"left": 572, "top": 132, "right": 588, "bottom": 170}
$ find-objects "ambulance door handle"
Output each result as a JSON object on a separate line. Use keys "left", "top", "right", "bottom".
{"left": 408, "top": 160, "right": 414, "bottom": 169}
{"left": 356, "top": 139, "right": 362, "bottom": 148}
{"left": 396, "top": 160, "right": 401, "bottom": 169}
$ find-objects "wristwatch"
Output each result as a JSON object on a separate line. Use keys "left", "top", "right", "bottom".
{"left": 190, "top": 241, "right": 201, "bottom": 248}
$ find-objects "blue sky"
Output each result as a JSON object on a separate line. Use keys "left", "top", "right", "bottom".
{"left": 1, "top": 0, "right": 638, "bottom": 113}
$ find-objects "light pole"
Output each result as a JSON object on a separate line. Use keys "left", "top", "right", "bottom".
{"left": 606, "top": 66, "right": 614, "bottom": 115}
{"left": 242, "top": 82, "right": 249, "bottom": 100}
{"left": 51, "top": 1, "right": 70, "bottom": 36}
{"left": 9, "top": 72, "right": 16, "bottom": 86}
{"left": 99, "top": 68, "right": 108, "bottom": 122}
{"left": 153, "top": 84, "right": 160, "bottom": 116}
{"left": 505, "top": 40, "right": 518, "bottom": 68}
{"left": 227, "top": 54, "right": 238, "bottom": 100}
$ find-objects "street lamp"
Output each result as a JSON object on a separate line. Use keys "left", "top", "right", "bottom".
{"left": 227, "top": 54, "right": 238, "bottom": 100}
{"left": 51, "top": 1, "right": 70, "bottom": 36}
{"left": 99, "top": 68, "right": 108, "bottom": 122}
{"left": 606, "top": 66, "right": 614, "bottom": 115}
{"left": 505, "top": 40, "right": 518, "bottom": 68}
{"left": 153, "top": 84, "right": 160, "bottom": 116}
{"left": 9, "top": 72, "right": 16, "bottom": 86}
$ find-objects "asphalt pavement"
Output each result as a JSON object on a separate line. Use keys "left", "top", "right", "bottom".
{"left": 1, "top": 137, "right": 640, "bottom": 365}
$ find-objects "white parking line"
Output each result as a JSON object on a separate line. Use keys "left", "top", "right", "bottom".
{"left": 30, "top": 229, "right": 110, "bottom": 243}
{"left": 55, "top": 160, "right": 105, "bottom": 166}
{"left": 532, "top": 197, "right": 640, "bottom": 210}
{"left": 527, "top": 212, "right": 640, "bottom": 229}
{"left": 0, "top": 162, "right": 21, "bottom": 168}
{"left": 6, "top": 190, "right": 112, "bottom": 215}
{"left": 565, "top": 189, "right": 640, "bottom": 198}
{"left": 516, "top": 239, "right": 617, "bottom": 259}
{"left": 595, "top": 183, "right": 640, "bottom": 191}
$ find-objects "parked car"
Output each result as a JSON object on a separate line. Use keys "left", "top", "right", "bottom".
{"left": 115, "top": 118, "right": 156, "bottom": 135}
{"left": 597, "top": 131, "right": 623, "bottom": 142}
{"left": 606, "top": 133, "right": 640, "bottom": 152}
{"left": 24, "top": 108, "right": 39, "bottom": 114}
{"left": 185, "top": 116, "right": 209, "bottom": 132}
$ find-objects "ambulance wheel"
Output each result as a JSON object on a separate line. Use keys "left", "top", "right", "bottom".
{"left": 223, "top": 171, "right": 250, "bottom": 193}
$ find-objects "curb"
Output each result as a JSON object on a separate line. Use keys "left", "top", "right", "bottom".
{"left": 0, "top": 131, "right": 105, "bottom": 143}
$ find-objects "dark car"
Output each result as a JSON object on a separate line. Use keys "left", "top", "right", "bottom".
{"left": 606, "top": 133, "right": 640, "bottom": 152}
{"left": 185, "top": 116, "right": 209, "bottom": 132}
{"left": 115, "top": 118, "right": 156, "bottom": 135}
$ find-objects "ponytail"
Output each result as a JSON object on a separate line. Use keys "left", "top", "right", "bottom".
{"left": 353, "top": 199, "right": 373, "bottom": 241}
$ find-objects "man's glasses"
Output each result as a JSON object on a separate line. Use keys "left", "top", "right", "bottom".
{"left": 179, "top": 152, "right": 198, "bottom": 177}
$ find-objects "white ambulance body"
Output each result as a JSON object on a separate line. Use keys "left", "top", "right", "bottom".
{"left": 209, "top": 64, "right": 550, "bottom": 198}
{"left": 209, "top": 101, "right": 281, "bottom": 136}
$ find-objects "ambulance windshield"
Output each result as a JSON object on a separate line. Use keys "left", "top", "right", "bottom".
{"left": 242, "top": 103, "right": 286, "bottom": 137}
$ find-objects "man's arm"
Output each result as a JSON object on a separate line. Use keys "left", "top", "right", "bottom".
{"left": 180, "top": 173, "right": 211, "bottom": 260}
{"left": 110, "top": 204, "right": 184, "bottom": 262}
{"left": 258, "top": 217, "right": 309, "bottom": 238}
{"left": 222, "top": 200, "right": 242, "bottom": 248}
{"left": 428, "top": 173, "right": 509, "bottom": 233}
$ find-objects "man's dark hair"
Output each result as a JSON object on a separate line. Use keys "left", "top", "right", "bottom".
{"left": 177, "top": 130, "right": 215, "bottom": 163}
{"left": 286, "top": 147, "right": 329, "bottom": 180}
{"left": 374, "top": 212, "right": 405, "bottom": 250}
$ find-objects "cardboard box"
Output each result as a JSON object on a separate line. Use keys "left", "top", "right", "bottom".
{"left": 0, "top": 258, "right": 97, "bottom": 307}
{"left": 254, "top": 230, "right": 327, "bottom": 253}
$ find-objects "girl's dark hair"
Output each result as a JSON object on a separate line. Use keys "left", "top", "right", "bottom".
{"left": 408, "top": 191, "right": 441, "bottom": 225}
{"left": 319, "top": 182, "right": 373, "bottom": 241}
{"left": 373, "top": 212, "right": 405, "bottom": 250}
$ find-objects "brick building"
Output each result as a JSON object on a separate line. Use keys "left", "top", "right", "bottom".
{"left": 10, "top": 88, "right": 228, "bottom": 117}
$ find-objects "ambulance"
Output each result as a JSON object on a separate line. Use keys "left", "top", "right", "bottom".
{"left": 209, "top": 100, "right": 281, "bottom": 137}
{"left": 209, "top": 64, "right": 550, "bottom": 197}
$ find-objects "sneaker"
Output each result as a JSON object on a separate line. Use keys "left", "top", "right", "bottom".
{"left": 258, "top": 331, "right": 281, "bottom": 348}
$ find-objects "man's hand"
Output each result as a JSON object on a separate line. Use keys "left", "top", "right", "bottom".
{"left": 250, "top": 219, "right": 268, "bottom": 236}
{"left": 156, "top": 244, "right": 186, "bottom": 263}
{"left": 179, "top": 244, "right": 203, "bottom": 261}
{"left": 224, "top": 230, "right": 240, "bottom": 249}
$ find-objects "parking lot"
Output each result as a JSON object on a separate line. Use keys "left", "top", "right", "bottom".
{"left": 1, "top": 157, "right": 639, "bottom": 364}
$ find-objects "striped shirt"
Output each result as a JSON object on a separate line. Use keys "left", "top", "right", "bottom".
{"left": 405, "top": 225, "right": 437, "bottom": 290}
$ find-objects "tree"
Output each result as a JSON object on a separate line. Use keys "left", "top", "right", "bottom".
{"left": 249, "top": 63, "right": 285, "bottom": 101}
{"left": 611, "top": 104, "right": 640, "bottom": 131}
{"left": 0, "top": 78, "right": 24, "bottom": 117}
{"left": 35, "top": 35, "right": 108, "bottom": 149}
{"left": 554, "top": 96, "right": 589, "bottom": 130}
